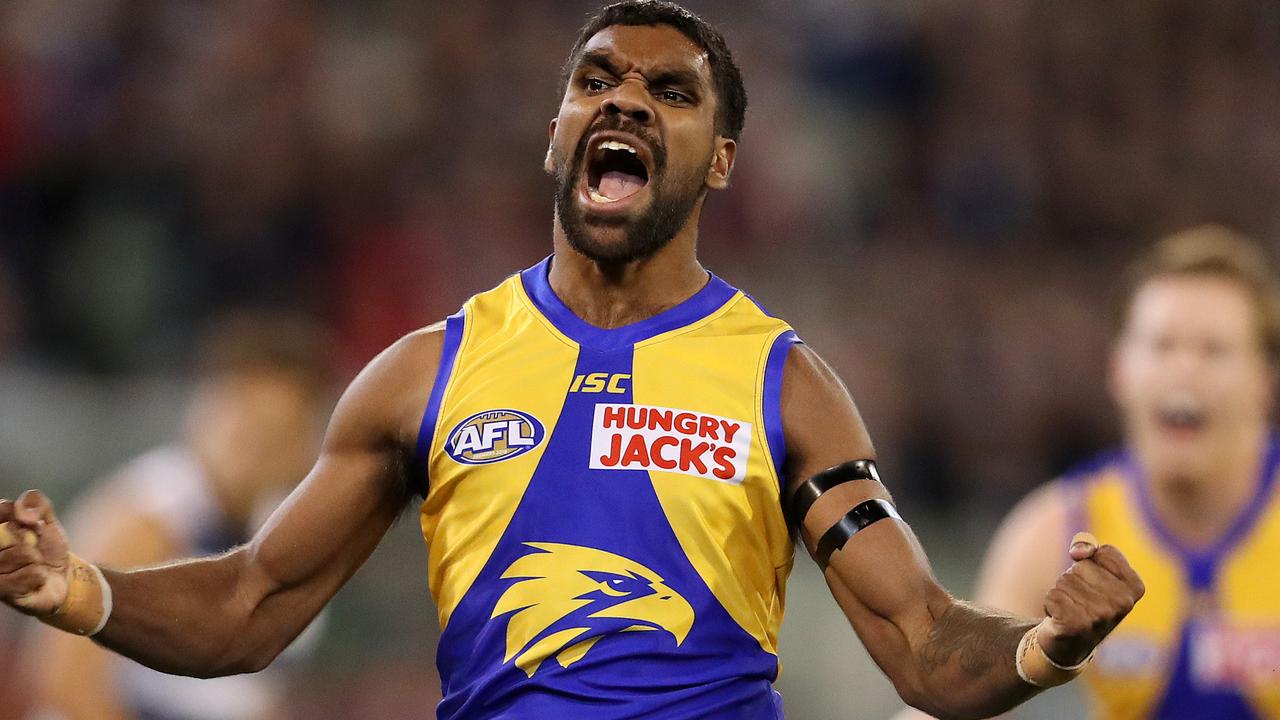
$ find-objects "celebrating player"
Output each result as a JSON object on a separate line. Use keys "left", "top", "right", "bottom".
{"left": 0, "top": 3, "right": 1144, "bottom": 718}
{"left": 905, "top": 226, "right": 1280, "bottom": 719}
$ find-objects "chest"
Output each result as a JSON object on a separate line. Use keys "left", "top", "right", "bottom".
{"left": 1082, "top": 478, "right": 1280, "bottom": 717}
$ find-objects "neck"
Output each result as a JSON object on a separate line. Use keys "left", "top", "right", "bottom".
{"left": 549, "top": 217, "right": 708, "bottom": 329}
{"left": 1137, "top": 426, "right": 1270, "bottom": 549}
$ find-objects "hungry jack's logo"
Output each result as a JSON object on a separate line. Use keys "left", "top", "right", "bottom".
{"left": 589, "top": 404, "right": 753, "bottom": 483}
{"left": 490, "top": 542, "right": 694, "bottom": 677}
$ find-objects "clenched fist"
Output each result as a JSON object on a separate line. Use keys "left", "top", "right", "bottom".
{"left": 1036, "top": 532, "right": 1146, "bottom": 667}
{"left": 0, "top": 490, "right": 72, "bottom": 617}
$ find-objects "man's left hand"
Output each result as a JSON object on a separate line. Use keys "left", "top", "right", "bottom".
{"left": 1036, "top": 532, "right": 1146, "bottom": 666}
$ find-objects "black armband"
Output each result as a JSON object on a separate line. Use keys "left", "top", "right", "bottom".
{"left": 787, "top": 459, "right": 881, "bottom": 532}
{"left": 813, "top": 498, "right": 901, "bottom": 569}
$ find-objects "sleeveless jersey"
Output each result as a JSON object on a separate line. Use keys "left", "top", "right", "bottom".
{"left": 416, "top": 258, "right": 799, "bottom": 719}
{"left": 1062, "top": 439, "right": 1280, "bottom": 720}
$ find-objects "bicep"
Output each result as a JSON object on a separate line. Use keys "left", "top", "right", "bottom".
{"left": 243, "top": 438, "right": 404, "bottom": 598}
{"left": 240, "top": 328, "right": 443, "bottom": 604}
{"left": 781, "top": 344, "right": 948, "bottom": 684}
{"left": 78, "top": 328, "right": 442, "bottom": 677}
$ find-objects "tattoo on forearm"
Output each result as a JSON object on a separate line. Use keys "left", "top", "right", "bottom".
{"left": 920, "top": 601, "right": 1031, "bottom": 677}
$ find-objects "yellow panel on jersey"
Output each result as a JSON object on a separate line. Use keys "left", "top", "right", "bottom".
{"left": 1219, "top": 482, "right": 1280, "bottom": 718}
{"left": 633, "top": 297, "right": 796, "bottom": 659}
{"left": 418, "top": 278, "right": 579, "bottom": 630}
{"left": 416, "top": 257, "right": 798, "bottom": 720}
{"left": 1074, "top": 464, "right": 1187, "bottom": 720}
{"left": 1068, "top": 441, "right": 1280, "bottom": 720}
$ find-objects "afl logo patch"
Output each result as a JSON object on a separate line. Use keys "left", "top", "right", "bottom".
{"left": 446, "top": 409, "right": 545, "bottom": 465}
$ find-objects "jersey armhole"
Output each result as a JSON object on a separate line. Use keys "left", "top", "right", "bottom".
{"left": 762, "top": 329, "right": 802, "bottom": 494}
{"left": 414, "top": 309, "right": 467, "bottom": 496}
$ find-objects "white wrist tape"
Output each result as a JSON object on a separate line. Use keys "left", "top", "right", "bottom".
{"left": 1015, "top": 621, "right": 1092, "bottom": 688}
{"left": 43, "top": 554, "right": 112, "bottom": 637}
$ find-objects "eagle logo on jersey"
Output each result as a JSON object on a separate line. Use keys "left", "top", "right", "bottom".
{"left": 490, "top": 542, "right": 694, "bottom": 677}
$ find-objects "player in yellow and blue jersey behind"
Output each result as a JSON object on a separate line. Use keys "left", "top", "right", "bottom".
{"left": 0, "top": 3, "right": 1145, "bottom": 718}
{"left": 904, "top": 225, "right": 1280, "bottom": 720}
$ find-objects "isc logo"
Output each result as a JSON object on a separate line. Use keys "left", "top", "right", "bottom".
{"left": 569, "top": 373, "right": 630, "bottom": 394}
{"left": 445, "top": 409, "right": 545, "bottom": 465}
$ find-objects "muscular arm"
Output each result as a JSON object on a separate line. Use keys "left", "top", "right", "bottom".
{"left": 781, "top": 344, "right": 1140, "bottom": 720}
{"left": 3, "top": 326, "right": 444, "bottom": 678}
{"left": 889, "top": 484, "right": 1071, "bottom": 720}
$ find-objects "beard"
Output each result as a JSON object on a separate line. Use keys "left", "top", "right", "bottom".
{"left": 552, "top": 120, "right": 707, "bottom": 265}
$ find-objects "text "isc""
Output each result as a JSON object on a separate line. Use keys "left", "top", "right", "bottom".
{"left": 569, "top": 373, "right": 631, "bottom": 394}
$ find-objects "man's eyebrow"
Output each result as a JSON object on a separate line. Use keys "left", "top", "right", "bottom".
{"left": 576, "top": 51, "right": 623, "bottom": 77}
{"left": 576, "top": 50, "right": 706, "bottom": 94}
{"left": 648, "top": 68, "right": 704, "bottom": 93}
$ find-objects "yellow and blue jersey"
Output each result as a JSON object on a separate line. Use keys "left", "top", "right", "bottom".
{"left": 1063, "top": 441, "right": 1280, "bottom": 720}
{"left": 416, "top": 258, "right": 800, "bottom": 719}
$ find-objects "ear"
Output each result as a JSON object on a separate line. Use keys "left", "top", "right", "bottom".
{"left": 704, "top": 137, "right": 736, "bottom": 191}
{"left": 544, "top": 118, "right": 558, "bottom": 174}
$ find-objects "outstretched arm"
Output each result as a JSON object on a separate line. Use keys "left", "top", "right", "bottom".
{"left": 780, "top": 343, "right": 1143, "bottom": 720}
{"left": 0, "top": 326, "right": 444, "bottom": 678}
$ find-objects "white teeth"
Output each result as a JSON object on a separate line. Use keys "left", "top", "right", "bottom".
{"left": 599, "top": 140, "right": 637, "bottom": 154}
{"left": 589, "top": 189, "right": 618, "bottom": 203}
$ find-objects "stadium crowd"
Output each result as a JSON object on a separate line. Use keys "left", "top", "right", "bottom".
{"left": 2, "top": 1, "right": 1278, "bottom": 717}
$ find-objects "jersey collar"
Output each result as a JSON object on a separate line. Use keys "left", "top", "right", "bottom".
{"left": 519, "top": 255, "right": 738, "bottom": 350}
{"left": 1123, "top": 435, "right": 1280, "bottom": 588}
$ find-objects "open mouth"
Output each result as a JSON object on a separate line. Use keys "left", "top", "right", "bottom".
{"left": 1154, "top": 395, "right": 1208, "bottom": 434}
{"left": 584, "top": 137, "right": 651, "bottom": 205}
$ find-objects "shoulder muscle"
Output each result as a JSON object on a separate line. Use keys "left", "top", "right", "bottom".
{"left": 780, "top": 342, "right": 876, "bottom": 492}
{"left": 328, "top": 323, "right": 448, "bottom": 456}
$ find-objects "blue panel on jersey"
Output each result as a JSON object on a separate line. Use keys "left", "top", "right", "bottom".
{"left": 434, "top": 345, "right": 782, "bottom": 720}
{"left": 417, "top": 309, "right": 467, "bottom": 480}
{"left": 520, "top": 257, "right": 739, "bottom": 350}
{"left": 1125, "top": 437, "right": 1280, "bottom": 589}
{"left": 762, "top": 330, "right": 800, "bottom": 490}
{"left": 1151, "top": 621, "right": 1260, "bottom": 720}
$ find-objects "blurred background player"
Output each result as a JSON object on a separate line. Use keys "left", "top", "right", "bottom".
{"left": 900, "top": 225, "right": 1280, "bottom": 719}
{"left": 27, "top": 311, "right": 331, "bottom": 720}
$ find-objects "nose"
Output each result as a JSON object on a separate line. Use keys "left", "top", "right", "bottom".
{"left": 601, "top": 80, "right": 653, "bottom": 125}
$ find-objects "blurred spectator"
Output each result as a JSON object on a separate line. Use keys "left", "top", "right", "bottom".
{"left": 27, "top": 311, "right": 331, "bottom": 720}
